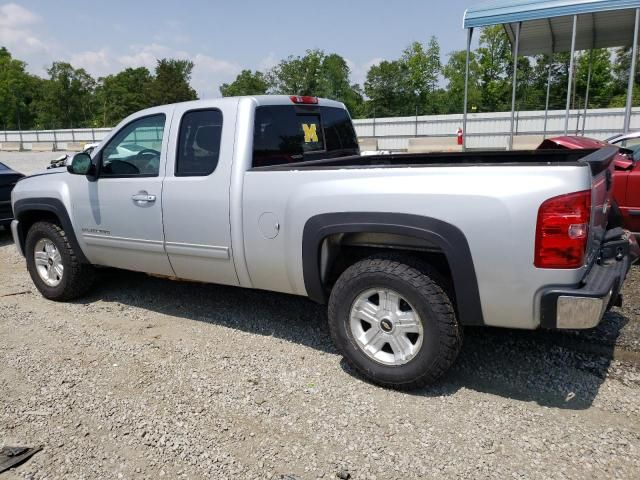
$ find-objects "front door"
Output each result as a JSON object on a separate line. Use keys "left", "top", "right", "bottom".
{"left": 72, "top": 112, "right": 174, "bottom": 276}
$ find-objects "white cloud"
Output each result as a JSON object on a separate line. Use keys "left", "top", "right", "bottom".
{"left": 191, "top": 53, "right": 241, "bottom": 98}
{"left": 0, "top": 2, "right": 38, "bottom": 27}
{"left": 117, "top": 43, "right": 174, "bottom": 70}
{"left": 0, "top": 3, "right": 49, "bottom": 54}
{"left": 69, "top": 48, "right": 115, "bottom": 77}
{"left": 347, "top": 57, "right": 384, "bottom": 86}
{"left": 258, "top": 52, "right": 279, "bottom": 72}
{"left": 66, "top": 43, "right": 241, "bottom": 98}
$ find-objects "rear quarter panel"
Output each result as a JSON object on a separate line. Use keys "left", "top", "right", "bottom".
{"left": 242, "top": 164, "right": 593, "bottom": 329}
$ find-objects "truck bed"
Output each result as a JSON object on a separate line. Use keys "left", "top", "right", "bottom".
{"left": 251, "top": 148, "right": 612, "bottom": 174}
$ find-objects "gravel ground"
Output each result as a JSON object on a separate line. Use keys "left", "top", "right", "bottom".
{"left": 1, "top": 222, "right": 640, "bottom": 478}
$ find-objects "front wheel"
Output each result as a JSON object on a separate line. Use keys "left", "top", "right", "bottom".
{"left": 328, "top": 255, "right": 462, "bottom": 390}
{"left": 25, "top": 221, "right": 96, "bottom": 301}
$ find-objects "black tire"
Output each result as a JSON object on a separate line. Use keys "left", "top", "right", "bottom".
{"left": 25, "top": 221, "right": 95, "bottom": 301}
{"left": 328, "top": 254, "right": 462, "bottom": 390}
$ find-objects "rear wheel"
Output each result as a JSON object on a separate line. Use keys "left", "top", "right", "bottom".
{"left": 25, "top": 221, "right": 95, "bottom": 301}
{"left": 328, "top": 255, "right": 462, "bottom": 390}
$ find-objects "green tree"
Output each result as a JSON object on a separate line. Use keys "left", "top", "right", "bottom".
{"left": 149, "top": 58, "right": 197, "bottom": 106}
{"left": 268, "top": 49, "right": 363, "bottom": 116}
{"left": 476, "top": 25, "right": 512, "bottom": 111}
{"left": 401, "top": 37, "right": 441, "bottom": 114}
{"left": 268, "top": 49, "right": 325, "bottom": 95}
{"left": 95, "top": 67, "right": 154, "bottom": 127}
{"left": 362, "top": 38, "right": 443, "bottom": 117}
{"left": 575, "top": 49, "right": 613, "bottom": 109}
{"left": 220, "top": 69, "right": 268, "bottom": 97}
{"left": 363, "top": 60, "right": 409, "bottom": 117}
{"left": 442, "top": 50, "right": 481, "bottom": 114}
{"left": 608, "top": 47, "right": 640, "bottom": 107}
{"left": 316, "top": 53, "right": 364, "bottom": 116}
{"left": 34, "top": 61, "right": 96, "bottom": 129}
{"left": 0, "top": 47, "right": 41, "bottom": 130}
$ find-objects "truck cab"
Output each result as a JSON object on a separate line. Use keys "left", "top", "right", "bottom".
{"left": 13, "top": 96, "right": 358, "bottom": 287}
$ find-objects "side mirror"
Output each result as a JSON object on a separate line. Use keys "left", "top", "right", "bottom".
{"left": 67, "top": 152, "right": 94, "bottom": 176}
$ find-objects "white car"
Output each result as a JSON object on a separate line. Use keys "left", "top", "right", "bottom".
{"left": 606, "top": 131, "right": 640, "bottom": 148}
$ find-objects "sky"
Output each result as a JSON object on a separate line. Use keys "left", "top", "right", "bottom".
{"left": 0, "top": 0, "right": 478, "bottom": 98}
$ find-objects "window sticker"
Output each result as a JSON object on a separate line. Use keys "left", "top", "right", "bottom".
{"left": 302, "top": 123, "right": 319, "bottom": 143}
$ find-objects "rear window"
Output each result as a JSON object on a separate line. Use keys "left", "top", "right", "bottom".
{"left": 252, "top": 105, "right": 359, "bottom": 168}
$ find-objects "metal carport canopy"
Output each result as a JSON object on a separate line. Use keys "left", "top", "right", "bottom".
{"left": 460, "top": 0, "right": 640, "bottom": 149}
{"left": 463, "top": 0, "right": 640, "bottom": 54}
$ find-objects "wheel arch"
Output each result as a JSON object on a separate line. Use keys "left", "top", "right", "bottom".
{"left": 302, "top": 212, "right": 484, "bottom": 326}
{"left": 13, "top": 197, "right": 89, "bottom": 264}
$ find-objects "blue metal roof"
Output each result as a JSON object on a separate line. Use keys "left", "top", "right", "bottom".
{"left": 464, "top": 0, "right": 640, "bottom": 28}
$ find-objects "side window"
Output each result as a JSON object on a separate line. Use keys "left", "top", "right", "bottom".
{"left": 176, "top": 109, "right": 223, "bottom": 176}
{"left": 101, "top": 114, "right": 165, "bottom": 177}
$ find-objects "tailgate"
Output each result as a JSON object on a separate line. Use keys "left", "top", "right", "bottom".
{"left": 580, "top": 146, "right": 619, "bottom": 263}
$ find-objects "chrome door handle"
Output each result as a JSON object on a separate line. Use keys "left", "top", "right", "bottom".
{"left": 132, "top": 192, "right": 156, "bottom": 203}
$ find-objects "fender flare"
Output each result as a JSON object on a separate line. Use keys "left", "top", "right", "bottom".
{"left": 302, "top": 212, "right": 484, "bottom": 326}
{"left": 13, "top": 197, "right": 89, "bottom": 264}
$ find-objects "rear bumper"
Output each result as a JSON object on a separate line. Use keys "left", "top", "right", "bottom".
{"left": 539, "top": 231, "right": 636, "bottom": 329}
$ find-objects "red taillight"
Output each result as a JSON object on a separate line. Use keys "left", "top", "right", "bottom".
{"left": 289, "top": 95, "right": 318, "bottom": 104}
{"left": 534, "top": 190, "right": 591, "bottom": 269}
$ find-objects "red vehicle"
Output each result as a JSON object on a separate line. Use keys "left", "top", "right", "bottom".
{"left": 538, "top": 136, "right": 640, "bottom": 235}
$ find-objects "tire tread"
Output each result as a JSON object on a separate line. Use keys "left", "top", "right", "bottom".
{"left": 26, "top": 221, "right": 95, "bottom": 301}
{"left": 328, "top": 253, "right": 462, "bottom": 390}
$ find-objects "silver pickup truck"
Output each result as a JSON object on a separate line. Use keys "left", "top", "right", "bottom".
{"left": 10, "top": 95, "right": 637, "bottom": 389}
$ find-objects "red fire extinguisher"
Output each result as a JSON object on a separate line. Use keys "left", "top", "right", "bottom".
{"left": 457, "top": 127, "right": 463, "bottom": 146}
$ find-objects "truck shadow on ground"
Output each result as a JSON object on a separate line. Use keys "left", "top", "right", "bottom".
{"left": 76, "top": 266, "right": 632, "bottom": 411}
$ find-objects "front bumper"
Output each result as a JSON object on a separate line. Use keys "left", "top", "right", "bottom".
{"left": 540, "top": 230, "right": 636, "bottom": 329}
{"left": 10, "top": 219, "right": 24, "bottom": 257}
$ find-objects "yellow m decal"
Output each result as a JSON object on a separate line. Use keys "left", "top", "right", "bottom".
{"left": 302, "top": 123, "right": 319, "bottom": 143}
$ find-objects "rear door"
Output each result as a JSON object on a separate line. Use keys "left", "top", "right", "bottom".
{"left": 161, "top": 99, "right": 240, "bottom": 285}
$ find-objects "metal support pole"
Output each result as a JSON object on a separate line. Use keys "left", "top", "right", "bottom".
{"left": 565, "top": 15, "right": 578, "bottom": 135}
{"left": 509, "top": 22, "right": 521, "bottom": 150}
{"left": 582, "top": 49, "right": 594, "bottom": 135}
{"left": 463, "top": 27, "right": 473, "bottom": 150}
{"left": 372, "top": 108, "right": 376, "bottom": 137}
{"left": 576, "top": 100, "right": 581, "bottom": 134}
{"left": 543, "top": 55, "right": 553, "bottom": 138}
{"left": 624, "top": 8, "right": 640, "bottom": 133}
